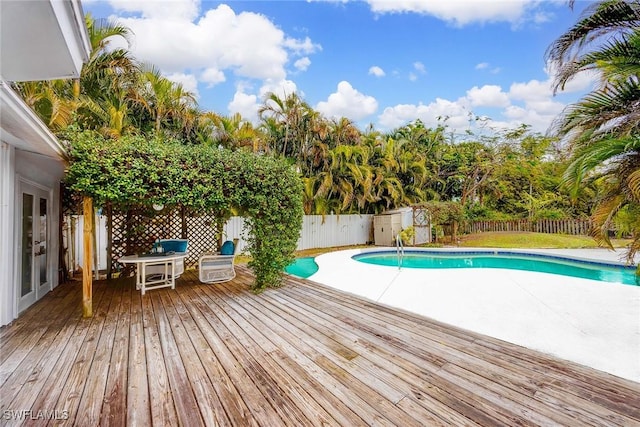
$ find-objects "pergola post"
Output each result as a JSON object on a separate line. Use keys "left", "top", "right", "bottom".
{"left": 83, "top": 195, "right": 93, "bottom": 317}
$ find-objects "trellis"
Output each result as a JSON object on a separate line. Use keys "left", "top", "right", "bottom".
{"left": 107, "top": 206, "right": 223, "bottom": 277}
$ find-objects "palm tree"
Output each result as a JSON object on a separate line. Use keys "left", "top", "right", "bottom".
{"left": 259, "top": 92, "right": 315, "bottom": 159}
{"left": 15, "top": 14, "right": 139, "bottom": 135}
{"left": 79, "top": 14, "right": 138, "bottom": 100}
{"left": 15, "top": 80, "right": 75, "bottom": 131}
{"left": 546, "top": 0, "right": 640, "bottom": 262}
{"left": 138, "top": 65, "right": 197, "bottom": 136}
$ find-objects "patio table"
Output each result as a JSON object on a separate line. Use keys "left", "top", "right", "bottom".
{"left": 119, "top": 252, "right": 188, "bottom": 295}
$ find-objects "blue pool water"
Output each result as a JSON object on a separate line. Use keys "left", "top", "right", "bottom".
{"left": 353, "top": 250, "right": 639, "bottom": 286}
{"left": 285, "top": 257, "right": 319, "bottom": 278}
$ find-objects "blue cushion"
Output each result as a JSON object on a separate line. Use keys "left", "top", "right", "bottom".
{"left": 155, "top": 239, "right": 188, "bottom": 253}
{"left": 220, "top": 240, "right": 235, "bottom": 255}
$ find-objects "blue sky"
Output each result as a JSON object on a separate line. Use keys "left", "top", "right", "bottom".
{"left": 83, "top": 0, "right": 596, "bottom": 137}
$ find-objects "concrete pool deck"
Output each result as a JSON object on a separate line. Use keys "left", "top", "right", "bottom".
{"left": 308, "top": 247, "right": 640, "bottom": 383}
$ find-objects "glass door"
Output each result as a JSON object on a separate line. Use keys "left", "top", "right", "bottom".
{"left": 18, "top": 182, "right": 50, "bottom": 312}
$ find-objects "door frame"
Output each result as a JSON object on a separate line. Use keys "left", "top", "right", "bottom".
{"left": 15, "top": 178, "right": 52, "bottom": 313}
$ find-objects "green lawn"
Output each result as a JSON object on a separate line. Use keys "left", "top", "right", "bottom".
{"left": 457, "top": 231, "right": 628, "bottom": 249}
{"left": 235, "top": 232, "right": 627, "bottom": 265}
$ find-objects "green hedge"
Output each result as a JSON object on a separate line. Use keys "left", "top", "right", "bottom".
{"left": 64, "top": 130, "right": 303, "bottom": 291}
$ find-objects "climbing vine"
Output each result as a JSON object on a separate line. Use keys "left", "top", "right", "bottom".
{"left": 64, "top": 129, "right": 303, "bottom": 291}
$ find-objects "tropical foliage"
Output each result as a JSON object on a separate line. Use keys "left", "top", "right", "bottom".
{"left": 547, "top": 0, "right": 640, "bottom": 262}
{"left": 18, "top": 8, "right": 640, "bottom": 278}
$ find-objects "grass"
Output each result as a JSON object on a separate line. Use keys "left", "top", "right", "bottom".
{"left": 233, "top": 232, "right": 629, "bottom": 264}
{"left": 456, "top": 231, "right": 628, "bottom": 249}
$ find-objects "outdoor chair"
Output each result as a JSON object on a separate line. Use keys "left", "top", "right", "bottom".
{"left": 146, "top": 239, "right": 189, "bottom": 279}
{"left": 199, "top": 238, "right": 239, "bottom": 283}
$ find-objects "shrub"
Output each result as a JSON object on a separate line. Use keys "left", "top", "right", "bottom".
{"left": 64, "top": 129, "right": 303, "bottom": 291}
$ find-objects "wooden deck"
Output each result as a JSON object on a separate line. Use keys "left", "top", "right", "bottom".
{"left": 1, "top": 267, "right": 639, "bottom": 426}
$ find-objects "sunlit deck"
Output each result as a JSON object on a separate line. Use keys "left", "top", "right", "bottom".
{"left": 1, "top": 267, "right": 639, "bottom": 426}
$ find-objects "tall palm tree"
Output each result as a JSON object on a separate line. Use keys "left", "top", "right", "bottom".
{"left": 79, "top": 14, "right": 138, "bottom": 100}
{"left": 546, "top": 0, "right": 640, "bottom": 262}
{"left": 259, "top": 92, "right": 315, "bottom": 159}
{"left": 138, "top": 65, "right": 197, "bottom": 136}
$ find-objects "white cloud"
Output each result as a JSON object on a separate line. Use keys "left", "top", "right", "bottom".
{"left": 165, "top": 72, "right": 200, "bottom": 98}
{"left": 369, "top": 66, "right": 385, "bottom": 77}
{"left": 376, "top": 71, "right": 578, "bottom": 135}
{"left": 509, "top": 79, "right": 552, "bottom": 101}
{"left": 107, "top": 2, "right": 320, "bottom": 97}
{"left": 466, "top": 85, "right": 510, "bottom": 108}
{"left": 200, "top": 68, "right": 226, "bottom": 87}
{"left": 225, "top": 79, "right": 300, "bottom": 124}
{"left": 316, "top": 81, "right": 378, "bottom": 120}
{"left": 258, "top": 79, "right": 300, "bottom": 101}
{"left": 378, "top": 98, "right": 471, "bottom": 131}
{"left": 283, "top": 36, "right": 322, "bottom": 55}
{"left": 107, "top": 0, "right": 199, "bottom": 20}
{"left": 228, "top": 90, "right": 259, "bottom": 124}
{"left": 294, "top": 57, "right": 311, "bottom": 72}
{"left": 476, "top": 62, "right": 501, "bottom": 74}
{"left": 364, "top": 0, "right": 544, "bottom": 26}
{"left": 413, "top": 61, "right": 426, "bottom": 74}
{"left": 560, "top": 70, "right": 598, "bottom": 93}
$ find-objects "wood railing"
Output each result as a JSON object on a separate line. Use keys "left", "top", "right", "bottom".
{"left": 464, "top": 219, "right": 592, "bottom": 236}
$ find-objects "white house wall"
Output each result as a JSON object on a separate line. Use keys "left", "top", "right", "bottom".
{"left": 0, "top": 143, "right": 16, "bottom": 325}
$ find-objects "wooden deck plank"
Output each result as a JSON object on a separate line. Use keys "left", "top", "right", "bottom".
{"left": 271, "top": 282, "right": 574, "bottom": 426}
{"left": 180, "top": 285, "right": 290, "bottom": 425}
{"left": 0, "top": 280, "right": 76, "bottom": 342}
{"left": 167, "top": 289, "right": 249, "bottom": 427}
{"left": 0, "top": 283, "right": 78, "bottom": 382}
{"left": 196, "top": 282, "right": 368, "bottom": 427}
{"left": 191, "top": 284, "right": 320, "bottom": 426}
{"left": 158, "top": 291, "right": 226, "bottom": 426}
{"left": 249, "top": 279, "right": 543, "bottom": 427}
{"left": 17, "top": 280, "right": 111, "bottom": 427}
{"left": 149, "top": 290, "right": 205, "bottom": 427}
{"left": 0, "top": 284, "right": 83, "bottom": 409}
{"left": 278, "top": 280, "right": 598, "bottom": 426}
{"left": 126, "top": 281, "right": 152, "bottom": 426}
{"left": 287, "top": 275, "right": 640, "bottom": 420}
{"left": 100, "top": 277, "right": 132, "bottom": 426}
{"left": 0, "top": 267, "right": 637, "bottom": 426}
{"left": 74, "top": 277, "right": 124, "bottom": 426}
{"left": 215, "top": 278, "right": 453, "bottom": 427}
{"left": 51, "top": 276, "right": 118, "bottom": 425}
{"left": 139, "top": 290, "right": 178, "bottom": 426}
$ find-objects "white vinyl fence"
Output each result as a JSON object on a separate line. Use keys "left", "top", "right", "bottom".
{"left": 68, "top": 214, "right": 374, "bottom": 271}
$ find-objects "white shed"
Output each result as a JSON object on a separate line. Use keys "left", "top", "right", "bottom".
{"left": 373, "top": 207, "right": 413, "bottom": 246}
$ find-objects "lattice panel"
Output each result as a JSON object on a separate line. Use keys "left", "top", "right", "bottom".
{"left": 110, "top": 208, "right": 222, "bottom": 276}
{"left": 183, "top": 214, "right": 222, "bottom": 268}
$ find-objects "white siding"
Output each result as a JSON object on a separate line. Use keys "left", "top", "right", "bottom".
{"left": 0, "top": 143, "right": 15, "bottom": 325}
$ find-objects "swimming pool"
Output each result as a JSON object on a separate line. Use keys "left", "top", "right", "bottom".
{"left": 353, "top": 250, "right": 639, "bottom": 286}
{"left": 285, "top": 257, "right": 319, "bottom": 278}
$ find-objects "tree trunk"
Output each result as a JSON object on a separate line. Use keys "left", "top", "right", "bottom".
{"left": 82, "top": 196, "right": 93, "bottom": 317}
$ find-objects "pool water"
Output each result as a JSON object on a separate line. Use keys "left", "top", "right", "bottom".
{"left": 285, "top": 257, "right": 319, "bottom": 278}
{"left": 353, "top": 251, "right": 639, "bottom": 286}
